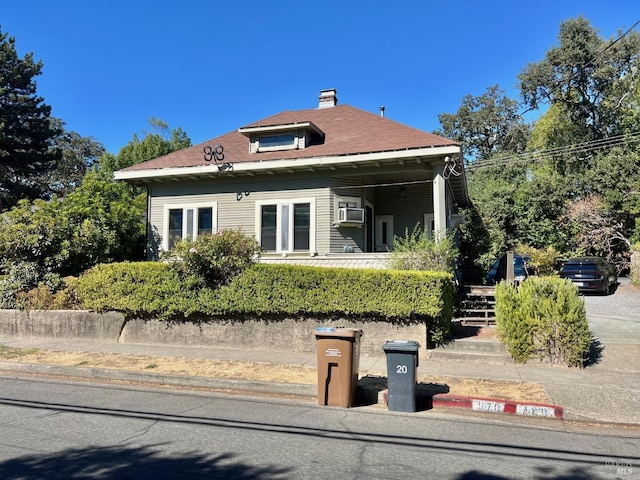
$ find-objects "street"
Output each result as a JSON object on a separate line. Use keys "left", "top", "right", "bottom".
{"left": 0, "top": 376, "right": 638, "bottom": 479}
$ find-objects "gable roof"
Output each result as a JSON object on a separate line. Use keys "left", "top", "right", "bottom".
{"left": 117, "top": 104, "right": 459, "bottom": 173}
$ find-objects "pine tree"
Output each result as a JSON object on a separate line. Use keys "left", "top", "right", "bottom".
{"left": 0, "top": 26, "right": 61, "bottom": 210}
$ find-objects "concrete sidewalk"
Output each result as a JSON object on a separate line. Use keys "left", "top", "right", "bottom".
{"left": 0, "top": 333, "right": 638, "bottom": 426}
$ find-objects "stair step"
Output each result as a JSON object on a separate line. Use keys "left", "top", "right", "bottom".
{"left": 427, "top": 349, "right": 512, "bottom": 364}
{"left": 442, "top": 338, "right": 507, "bottom": 353}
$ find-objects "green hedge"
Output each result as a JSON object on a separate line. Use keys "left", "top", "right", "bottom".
{"left": 76, "top": 262, "right": 454, "bottom": 341}
{"left": 495, "top": 276, "right": 590, "bottom": 367}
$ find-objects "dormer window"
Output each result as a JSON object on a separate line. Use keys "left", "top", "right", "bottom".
{"left": 259, "top": 133, "right": 297, "bottom": 151}
{"left": 238, "top": 121, "right": 324, "bottom": 153}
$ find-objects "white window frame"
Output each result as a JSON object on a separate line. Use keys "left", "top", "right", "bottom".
{"left": 257, "top": 133, "right": 297, "bottom": 152}
{"left": 424, "top": 213, "right": 435, "bottom": 239}
{"left": 375, "top": 215, "right": 394, "bottom": 251}
{"left": 255, "top": 198, "right": 316, "bottom": 255}
{"left": 163, "top": 202, "right": 218, "bottom": 251}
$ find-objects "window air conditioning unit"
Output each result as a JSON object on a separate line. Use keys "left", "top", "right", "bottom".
{"left": 338, "top": 207, "right": 365, "bottom": 224}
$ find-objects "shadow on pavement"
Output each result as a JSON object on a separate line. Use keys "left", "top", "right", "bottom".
{"left": 585, "top": 335, "right": 604, "bottom": 367}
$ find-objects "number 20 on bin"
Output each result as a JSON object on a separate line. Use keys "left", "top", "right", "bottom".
{"left": 396, "top": 365, "right": 408, "bottom": 374}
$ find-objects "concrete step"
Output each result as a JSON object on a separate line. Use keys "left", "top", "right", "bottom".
{"left": 442, "top": 338, "right": 508, "bottom": 354}
{"left": 427, "top": 349, "right": 513, "bottom": 365}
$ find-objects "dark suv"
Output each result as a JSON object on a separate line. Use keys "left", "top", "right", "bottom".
{"left": 559, "top": 256, "right": 617, "bottom": 294}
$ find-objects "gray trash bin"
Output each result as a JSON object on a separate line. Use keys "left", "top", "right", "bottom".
{"left": 382, "top": 340, "right": 420, "bottom": 412}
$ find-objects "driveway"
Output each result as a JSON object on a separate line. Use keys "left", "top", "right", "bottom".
{"left": 583, "top": 276, "right": 640, "bottom": 344}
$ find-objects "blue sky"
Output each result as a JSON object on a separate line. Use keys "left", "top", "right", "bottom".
{"left": 3, "top": 1, "right": 639, "bottom": 154}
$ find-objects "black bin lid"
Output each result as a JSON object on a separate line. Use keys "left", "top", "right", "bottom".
{"left": 382, "top": 340, "right": 420, "bottom": 352}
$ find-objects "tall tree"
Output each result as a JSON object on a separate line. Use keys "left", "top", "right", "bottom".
{"left": 436, "top": 85, "right": 530, "bottom": 163}
{"left": 519, "top": 16, "right": 640, "bottom": 144}
{"left": 44, "top": 118, "right": 105, "bottom": 198}
{"left": 97, "top": 117, "right": 191, "bottom": 175}
{"left": 0, "top": 26, "right": 62, "bottom": 210}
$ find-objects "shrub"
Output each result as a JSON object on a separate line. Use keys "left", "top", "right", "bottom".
{"left": 0, "top": 261, "right": 63, "bottom": 309}
{"left": 516, "top": 244, "right": 562, "bottom": 275}
{"left": 165, "top": 230, "right": 260, "bottom": 288}
{"left": 388, "top": 223, "right": 458, "bottom": 273}
{"left": 76, "top": 262, "right": 454, "bottom": 343}
{"left": 495, "top": 276, "right": 590, "bottom": 367}
{"left": 75, "top": 262, "right": 192, "bottom": 319}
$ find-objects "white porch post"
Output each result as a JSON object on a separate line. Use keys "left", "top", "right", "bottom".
{"left": 433, "top": 162, "right": 447, "bottom": 241}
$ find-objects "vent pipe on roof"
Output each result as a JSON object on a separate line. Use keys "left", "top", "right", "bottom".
{"left": 380, "top": 106, "right": 385, "bottom": 117}
{"left": 319, "top": 89, "right": 338, "bottom": 108}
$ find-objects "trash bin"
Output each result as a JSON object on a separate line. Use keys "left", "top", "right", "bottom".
{"left": 315, "top": 327, "right": 362, "bottom": 407}
{"left": 383, "top": 340, "right": 420, "bottom": 412}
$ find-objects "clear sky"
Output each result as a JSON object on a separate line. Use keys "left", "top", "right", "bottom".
{"left": 3, "top": 1, "right": 639, "bottom": 154}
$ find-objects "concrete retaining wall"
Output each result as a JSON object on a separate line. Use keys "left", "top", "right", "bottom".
{"left": 0, "top": 310, "right": 429, "bottom": 358}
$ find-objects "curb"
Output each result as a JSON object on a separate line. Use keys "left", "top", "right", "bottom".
{"left": 379, "top": 388, "right": 563, "bottom": 419}
{"left": 0, "top": 362, "right": 563, "bottom": 420}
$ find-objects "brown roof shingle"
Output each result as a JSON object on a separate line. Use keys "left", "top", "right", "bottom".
{"left": 119, "top": 104, "right": 458, "bottom": 172}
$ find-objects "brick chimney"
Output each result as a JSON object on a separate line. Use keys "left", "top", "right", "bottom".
{"left": 318, "top": 88, "right": 338, "bottom": 108}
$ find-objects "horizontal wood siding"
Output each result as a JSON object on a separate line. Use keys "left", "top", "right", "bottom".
{"left": 330, "top": 178, "right": 365, "bottom": 253}
{"left": 149, "top": 174, "right": 333, "bottom": 255}
{"left": 374, "top": 183, "right": 433, "bottom": 240}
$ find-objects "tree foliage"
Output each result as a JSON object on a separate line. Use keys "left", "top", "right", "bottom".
{"left": 442, "top": 16, "right": 640, "bottom": 275}
{"left": 519, "top": 16, "right": 640, "bottom": 142}
{"left": 437, "top": 85, "right": 530, "bottom": 163}
{"left": 97, "top": 117, "right": 191, "bottom": 175}
{"left": 0, "top": 26, "right": 62, "bottom": 210}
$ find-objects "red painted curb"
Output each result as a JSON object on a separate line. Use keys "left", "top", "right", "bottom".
{"left": 379, "top": 390, "right": 563, "bottom": 419}
{"left": 432, "top": 394, "right": 564, "bottom": 419}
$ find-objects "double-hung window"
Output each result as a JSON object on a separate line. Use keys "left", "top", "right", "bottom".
{"left": 257, "top": 199, "right": 315, "bottom": 254}
{"left": 165, "top": 203, "right": 217, "bottom": 250}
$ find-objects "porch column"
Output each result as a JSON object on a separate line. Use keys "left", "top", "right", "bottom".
{"left": 433, "top": 162, "right": 447, "bottom": 241}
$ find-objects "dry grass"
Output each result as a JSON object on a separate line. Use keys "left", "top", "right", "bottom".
{"left": 0, "top": 346, "right": 551, "bottom": 404}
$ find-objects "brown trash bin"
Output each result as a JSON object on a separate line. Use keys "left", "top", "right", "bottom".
{"left": 314, "top": 328, "right": 362, "bottom": 408}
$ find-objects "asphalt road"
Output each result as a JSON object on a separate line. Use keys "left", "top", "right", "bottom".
{"left": 0, "top": 376, "right": 638, "bottom": 479}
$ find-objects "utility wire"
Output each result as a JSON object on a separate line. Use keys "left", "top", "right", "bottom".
{"left": 467, "top": 131, "right": 640, "bottom": 171}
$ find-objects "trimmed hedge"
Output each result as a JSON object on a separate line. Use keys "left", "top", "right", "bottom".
{"left": 495, "top": 276, "right": 590, "bottom": 367}
{"left": 76, "top": 262, "right": 454, "bottom": 342}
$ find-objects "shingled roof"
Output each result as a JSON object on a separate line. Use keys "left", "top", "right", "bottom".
{"left": 118, "top": 104, "right": 459, "bottom": 172}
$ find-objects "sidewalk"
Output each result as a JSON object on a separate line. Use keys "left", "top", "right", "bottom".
{"left": 1, "top": 332, "right": 638, "bottom": 425}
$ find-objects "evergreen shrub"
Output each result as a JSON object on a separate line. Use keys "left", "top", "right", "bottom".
{"left": 76, "top": 262, "right": 454, "bottom": 343}
{"left": 495, "top": 276, "right": 590, "bottom": 367}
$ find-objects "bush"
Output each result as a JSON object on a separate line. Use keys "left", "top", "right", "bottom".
{"left": 516, "top": 244, "right": 562, "bottom": 275}
{"left": 0, "top": 261, "right": 63, "bottom": 309}
{"left": 76, "top": 262, "right": 455, "bottom": 343}
{"left": 495, "top": 276, "right": 590, "bottom": 367}
{"left": 388, "top": 224, "right": 458, "bottom": 273}
{"left": 75, "top": 262, "right": 192, "bottom": 319}
{"left": 164, "top": 230, "right": 260, "bottom": 288}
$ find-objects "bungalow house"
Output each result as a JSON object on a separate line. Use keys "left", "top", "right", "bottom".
{"left": 114, "top": 89, "right": 469, "bottom": 268}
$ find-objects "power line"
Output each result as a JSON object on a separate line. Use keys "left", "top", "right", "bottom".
{"left": 467, "top": 131, "right": 640, "bottom": 171}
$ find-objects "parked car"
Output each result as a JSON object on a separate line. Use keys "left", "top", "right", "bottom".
{"left": 486, "top": 252, "right": 530, "bottom": 285}
{"left": 559, "top": 256, "right": 617, "bottom": 294}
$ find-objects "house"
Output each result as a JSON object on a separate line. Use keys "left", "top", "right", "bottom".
{"left": 114, "top": 89, "right": 468, "bottom": 268}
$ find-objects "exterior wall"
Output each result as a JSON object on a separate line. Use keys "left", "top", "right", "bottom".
{"left": 146, "top": 166, "right": 444, "bottom": 258}
{"left": 373, "top": 183, "right": 433, "bottom": 239}
{"left": 148, "top": 174, "right": 332, "bottom": 256}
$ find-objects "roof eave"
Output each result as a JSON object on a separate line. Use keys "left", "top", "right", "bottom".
{"left": 113, "top": 145, "right": 461, "bottom": 182}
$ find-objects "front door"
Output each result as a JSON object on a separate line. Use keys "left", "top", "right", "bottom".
{"left": 375, "top": 215, "right": 394, "bottom": 252}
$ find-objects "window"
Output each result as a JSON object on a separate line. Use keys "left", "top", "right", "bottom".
{"left": 259, "top": 134, "right": 295, "bottom": 149}
{"left": 257, "top": 199, "right": 315, "bottom": 254}
{"left": 164, "top": 204, "right": 217, "bottom": 250}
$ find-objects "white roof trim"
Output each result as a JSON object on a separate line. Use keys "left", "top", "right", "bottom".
{"left": 238, "top": 121, "right": 323, "bottom": 137}
{"left": 113, "top": 145, "right": 460, "bottom": 181}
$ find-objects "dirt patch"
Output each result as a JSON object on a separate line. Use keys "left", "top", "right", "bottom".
{"left": 0, "top": 347, "right": 551, "bottom": 404}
